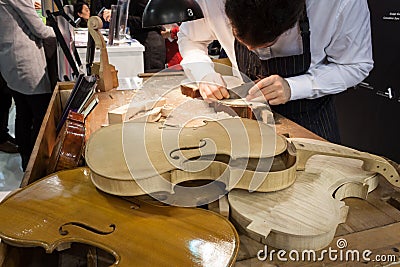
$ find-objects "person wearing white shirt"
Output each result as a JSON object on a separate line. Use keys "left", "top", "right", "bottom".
{"left": 178, "top": 0, "right": 373, "bottom": 142}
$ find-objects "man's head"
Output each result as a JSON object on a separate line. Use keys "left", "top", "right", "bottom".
{"left": 225, "top": 0, "right": 305, "bottom": 49}
{"left": 74, "top": 1, "right": 90, "bottom": 21}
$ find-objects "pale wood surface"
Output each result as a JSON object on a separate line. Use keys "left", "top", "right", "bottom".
{"left": 85, "top": 118, "right": 288, "bottom": 197}
{"left": 107, "top": 98, "right": 166, "bottom": 124}
{"left": 235, "top": 172, "right": 400, "bottom": 266}
{"left": 229, "top": 139, "right": 380, "bottom": 252}
{"left": 293, "top": 139, "right": 399, "bottom": 186}
{"left": 22, "top": 82, "right": 74, "bottom": 187}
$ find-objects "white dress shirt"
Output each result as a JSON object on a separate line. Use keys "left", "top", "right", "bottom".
{"left": 178, "top": 0, "right": 373, "bottom": 100}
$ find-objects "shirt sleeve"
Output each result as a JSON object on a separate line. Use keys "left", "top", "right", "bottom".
{"left": 7, "top": 0, "right": 55, "bottom": 40}
{"left": 287, "top": 0, "right": 373, "bottom": 100}
{"left": 178, "top": 17, "right": 217, "bottom": 82}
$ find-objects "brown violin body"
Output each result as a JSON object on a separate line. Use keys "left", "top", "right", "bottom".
{"left": 0, "top": 168, "right": 239, "bottom": 266}
{"left": 47, "top": 111, "right": 85, "bottom": 174}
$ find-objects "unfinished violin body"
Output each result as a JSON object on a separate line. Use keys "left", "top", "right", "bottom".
{"left": 0, "top": 168, "right": 239, "bottom": 266}
{"left": 229, "top": 138, "right": 382, "bottom": 251}
{"left": 85, "top": 116, "right": 399, "bottom": 201}
{"left": 85, "top": 118, "right": 289, "bottom": 199}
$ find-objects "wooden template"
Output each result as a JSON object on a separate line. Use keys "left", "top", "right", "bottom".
{"left": 107, "top": 98, "right": 166, "bottom": 124}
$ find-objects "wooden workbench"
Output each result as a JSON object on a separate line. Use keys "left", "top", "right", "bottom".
{"left": 21, "top": 80, "right": 400, "bottom": 266}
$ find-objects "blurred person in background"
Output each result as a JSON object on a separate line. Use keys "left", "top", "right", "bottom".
{"left": 162, "top": 24, "right": 183, "bottom": 70}
{"left": 74, "top": 1, "right": 90, "bottom": 28}
{"left": 0, "top": 74, "right": 17, "bottom": 154}
{"left": 0, "top": 0, "right": 56, "bottom": 170}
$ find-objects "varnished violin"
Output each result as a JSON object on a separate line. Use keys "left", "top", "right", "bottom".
{"left": 47, "top": 110, "right": 85, "bottom": 174}
{"left": 0, "top": 168, "right": 239, "bottom": 266}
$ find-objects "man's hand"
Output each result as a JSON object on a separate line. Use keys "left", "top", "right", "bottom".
{"left": 246, "top": 75, "right": 291, "bottom": 105}
{"left": 102, "top": 9, "right": 111, "bottom": 22}
{"left": 199, "top": 73, "right": 229, "bottom": 101}
{"left": 161, "top": 29, "right": 171, "bottom": 39}
{"left": 34, "top": 1, "right": 41, "bottom": 10}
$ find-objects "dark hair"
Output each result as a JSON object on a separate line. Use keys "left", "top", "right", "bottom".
{"left": 73, "top": 1, "right": 89, "bottom": 20}
{"left": 225, "top": 0, "right": 305, "bottom": 47}
{"left": 73, "top": 1, "right": 89, "bottom": 27}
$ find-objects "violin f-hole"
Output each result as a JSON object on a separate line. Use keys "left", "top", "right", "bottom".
{"left": 59, "top": 222, "right": 116, "bottom": 236}
{"left": 169, "top": 139, "right": 207, "bottom": 160}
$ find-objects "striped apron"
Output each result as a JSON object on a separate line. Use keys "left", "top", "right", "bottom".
{"left": 234, "top": 9, "right": 341, "bottom": 143}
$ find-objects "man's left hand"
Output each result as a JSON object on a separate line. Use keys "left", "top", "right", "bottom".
{"left": 246, "top": 75, "right": 291, "bottom": 105}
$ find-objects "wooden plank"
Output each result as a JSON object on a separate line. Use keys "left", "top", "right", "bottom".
{"left": 334, "top": 224, "right": 353, "bottom": 237}
{"left": 107, "top": 98, "right": 166, "bottom": 124}
{"left": 327, "top": 162, "right": 400, "bottom": 237}
{"left": 21, "top": 82, "right": 74, "bottom": 186}
{"left": 137, "top": 71, "right": 184, "bottom": 78}
{"left": 275, "top": 114, "right": 325, "bottom": 141}
{"left": 366, "top": 176, "right": 400, "bottom": 221}
{"left": 84, "top": 90, "right": 135, "bottom": 139}
{"left": 297, "top": 223, "right": 400, "bottom": 266}
{"left": 333, "top": 174, "right": 400, "bottom": 235}
{"left": 340, "top": 198, "right": 396, "bottom": 233}
{"left": 239, "top": 222, "right": 400, "bottom": 266}
{"left": 339, "top": 183, "right": 400, "bottom": 238}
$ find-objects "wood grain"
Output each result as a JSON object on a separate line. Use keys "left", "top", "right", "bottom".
{"left": 22, "top": 82, "right": 74, "bottom": 186}
{"left": 88, "top": 16, "right": 118, "bottom": 91}
{"left": 229, "top": 138, "right": 381, "bottom": 251}
{"left": 1, "top": 168, "right": 239, "bottom": 267}
{"left": 85, "top": 118, "right": 287, "bottom": 197}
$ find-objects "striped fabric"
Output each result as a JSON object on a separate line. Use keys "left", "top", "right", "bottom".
{"left": 234, "top": 8, "right": 340, "bottom": 142}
